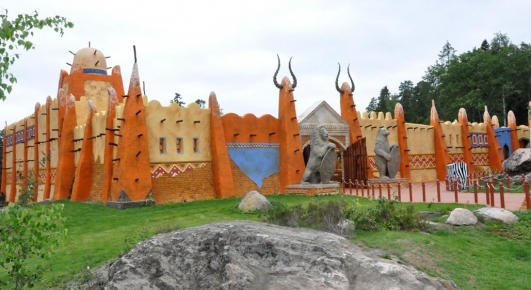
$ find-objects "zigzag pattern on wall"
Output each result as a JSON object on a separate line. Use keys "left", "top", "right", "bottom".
{"left": 5, "top": 174, "right": 13, "bottom": 184}
{"left": 39, "top": 169, "right": 47, "bottom": 184}
{"left": 150, "top": 163, "right": 206, "bottom": 179}
{"left": 449, "top": 154, "right": 465, "bottom": 164}
{"left": 408, "top": 155, "right": 436, "bottom": 169}
{"left": 226, "top": 143, "right": 280, "bottom": 148}
{"left": 472, "top": 153, "right": 489, "bottom": 166}
{"left": 368, "top": 157, "right": 377, "bottom": 170}
{"left": 50, "top": 169, "right": 57, "bottom": 183}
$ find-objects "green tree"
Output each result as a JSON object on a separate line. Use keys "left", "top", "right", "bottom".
{"left": 439, "top": 34, "right": 531, "bottom": 124}
{"left": 194, "top": 99, "right": 206, "bottom": 108}
{"left": 376, "top": 86, "right": 391, "bottom": 113}
{"left": 480, "top": 39, "right": 490, "bottom": 51}
{"left": 0, "top": 9, "right": 74, "bottom": 101}
{"left": 365, "top": 97, "right": 378, "bottom": 114}
{"left": 170, "top": 93, "right": 185, "bottom": 106}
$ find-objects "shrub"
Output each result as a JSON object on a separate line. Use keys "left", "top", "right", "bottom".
{"left": 350, "top": 196, "right": 428, "bottom": 231}
{"left": 260, "top": 198, "right": 356, "bottom": 237}
{"left": 0, "top": 203, "right": 67, "bottom": 289}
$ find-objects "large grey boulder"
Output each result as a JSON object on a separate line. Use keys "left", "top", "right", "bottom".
{"left": 446, "top": 208, "right": 477, "bottom": 226}
{"left": 92, "top": 221, "right": 458, "bottom": 290}
{"left": 474, "top": 207, "right": 519, "bottom": 224}
{"left": 502, "top": 148, "right": 531, "bottom": 175}
{"left": 238, "top": 191, "right": 271, "bottom": 211}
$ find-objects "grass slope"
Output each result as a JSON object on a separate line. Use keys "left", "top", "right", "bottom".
{"left": 1, "top": 194, "right": 529, "bottom": 289}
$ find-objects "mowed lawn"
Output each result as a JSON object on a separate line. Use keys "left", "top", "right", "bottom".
{"left": 1, "top": 194, "right": 530, "bottom": 289}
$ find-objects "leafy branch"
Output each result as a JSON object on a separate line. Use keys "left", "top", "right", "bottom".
{"left": 0, "top": 9, "right": 74, "bottom": 100}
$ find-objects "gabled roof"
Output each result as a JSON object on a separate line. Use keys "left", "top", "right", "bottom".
{"left": 298, "top": 101, "right": 349, "bottom": 127}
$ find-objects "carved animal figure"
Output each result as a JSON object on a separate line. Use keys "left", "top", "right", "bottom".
{"left": 301, "top": 126, "right": 336, "bottom": 184}
{"left": 374, "top": 128, "right": 400, "bottom": 179}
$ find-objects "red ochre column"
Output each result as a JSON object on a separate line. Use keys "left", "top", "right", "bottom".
{"left": 430, "top": 100, "right": 450, "bottom": 181}
{"left": 394, "top": 103, "right": 411, "bottom": 179}
{"left": 483, "top": 106, "right": 503, "bottom": 171}
{"left": 338, "top": 82, "right": 374, "bottom": 179}
{"left": 508, "top": 111, "right": 519, "bottom": 153}
{"left": 53, "top": 94, "right": 77, "bottom": 200}
{"left": 458, "top": 108, "right": 474, "bottom": 173}
{"left": 1, "top": 126, "right": 7, "bottom": 196}
{"left": 8, "top": 125, "right": 17, "bottom": 203}
{"left": 109, "top": 63, "right": 152, "bottom": 202}
{"left": 22, "top": 118, "right": 29, "bottom": 198}
{"left": 43, "top": 96, "right": 52, "bottom": 200}
{"left": 33, "top": 103, "right": 40, "bottom": 201}
{"left": 278, "top": 77, "right": 305, "bottom": 192}
{"left": 71, "top": 101, "right": 96, "bottom": 201}
{"left": 209, "top": 92, "right": 235, "bottom": 198}
{"left": 101, "top": 88, "right": 119, "bottom": 203}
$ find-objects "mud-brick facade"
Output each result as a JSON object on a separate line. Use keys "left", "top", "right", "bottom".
{"left": 1, "top": 46, "right": 529, "bottom": 206}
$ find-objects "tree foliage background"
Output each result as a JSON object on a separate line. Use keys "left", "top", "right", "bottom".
{"left": 0, "top": 9, "right": 74, "bottom": 101}
{"left": 366, "top": 33, "right": 531, "bottom": 125}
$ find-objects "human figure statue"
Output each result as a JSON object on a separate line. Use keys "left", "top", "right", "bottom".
{"left": 301, "top": 126, "right": 337, "bottom": 184}
{"left": 374, "top": 128, "right": 400, "bottom": 179}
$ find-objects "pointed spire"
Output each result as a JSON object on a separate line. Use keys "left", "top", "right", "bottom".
{"left": 458, "top": 108, "right": 468, "bottom": 123}
{"left": 483, "top": 105, "right": 491, "bottom": 123}
{"left": 430, "top": 99, "right": 440, "bottom": 123}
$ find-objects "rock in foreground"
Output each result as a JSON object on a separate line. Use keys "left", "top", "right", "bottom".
{"left": 93, "top": 221, "right": 458, "bottom": 290}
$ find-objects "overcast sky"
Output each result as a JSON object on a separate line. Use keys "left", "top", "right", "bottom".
{"left": 2, "top": 0, "right": 531, "bottom": 126}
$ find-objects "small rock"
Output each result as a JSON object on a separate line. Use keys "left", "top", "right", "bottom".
{"left": 446, "top": 208, "right": 477, "bottom": 226}
{"left": 238, "top": 191, "right": 271, "bottom": 211}
{"left": 474, "top": 207, "right": 519, "bottom": 224}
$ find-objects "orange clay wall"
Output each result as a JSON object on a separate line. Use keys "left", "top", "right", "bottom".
{"left": 221, "top": 113, "right": 281, "bottom": 196}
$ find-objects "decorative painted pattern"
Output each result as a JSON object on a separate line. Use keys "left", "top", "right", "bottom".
{"left": 449, "top": 154, "right": 465, "bottom": 163}
{"left": 150, "top": 163, "right": 206, "bottom": 179}
{"left": 5, "top": 134, "right": 13, "bottom": 147}
{"left": 15, "top": 130, "right": 24, "bottom": 144}
{"left": 226, "top": 142, "right": 280, "bottom": 148}
{"left": 408, "top": 155, "right": 437, "bottom": 169}
{"left": 470, "top": 133, "right": 488, "bottom": 148}
{"left": 39, "top": 169, "right": 47, "bottom": 184}
{"left": 227, "top": 143, "right": 280, "bottom": 188}
{"left": 368, "top": 157, "right": 377, "bottom": 170}
{"left": 83, "top": 67, "right": 107, "bottom": 75}
{"left": 27, "top": 125, "right": 35, "bottom": 141}
{"left": 50, "top": 169, "right": 57, "bottom": 183}
{"left": 472, "top": 153, "right": 489, "bottom": 166}
{"left": 5, "top": 174, "right": 13, "bottom": 184}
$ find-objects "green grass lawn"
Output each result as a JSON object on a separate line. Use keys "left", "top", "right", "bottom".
{"left": 1, "top": 194, "right": 530, "bottom": 289}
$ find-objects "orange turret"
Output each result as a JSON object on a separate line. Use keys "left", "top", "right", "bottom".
{"left": 430, "top": 100, "right": 450, "bottom": 181}
{"left": 336, "top": 64, "right": 374, "bottom": 178}
{"left": 275, "top": 56, "right": 304, "bottom": 192}
{"left": 508, "top": 111, "right": 519, "bottom": 153}
{"left": 458, "top": 108, "right": 474, "bottom": 174}
{"left": 483, "top": 106, "right": 503, "bottom": 171}
{"left": 53, "top": 94, "right": 77, "bottom": 200}
{"left": 394, "top": 103, "right": 411, "bottom": 179}
{"left": 71, "top": 100, "right": 97, "bottom": 201}
{"left": 108, "top": 63, "right": 153, "bottom": 207}
{"left": 209, "top": 92, "right": 235, "bottom": 198}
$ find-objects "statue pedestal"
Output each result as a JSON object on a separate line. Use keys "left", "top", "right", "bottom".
{"left": 285, "top": 183, "right": 341, "bottom": 196}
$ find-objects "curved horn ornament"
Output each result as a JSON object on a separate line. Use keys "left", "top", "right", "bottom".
{"left": 347, "top": 64, "right": 355, "bottom": 92}
{"left": 273, "top": 54, "right": 282, "bottom": 89}
{"left": 289, "top": 57, "right": 297, "bottom": 89}
{"left": 335, "top": 63, "right": 343, "bottom": 93}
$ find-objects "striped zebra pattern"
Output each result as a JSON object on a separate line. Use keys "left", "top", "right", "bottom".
{"left": 447, "top": 162, "right": 468, "bottom": 190}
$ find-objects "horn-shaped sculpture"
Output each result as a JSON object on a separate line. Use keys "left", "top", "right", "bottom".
{"left": 335, "top": 63, "right": 355, "bottom": 93}
{"left": 273, "top": 54, "right": 297, "bottom": 89}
